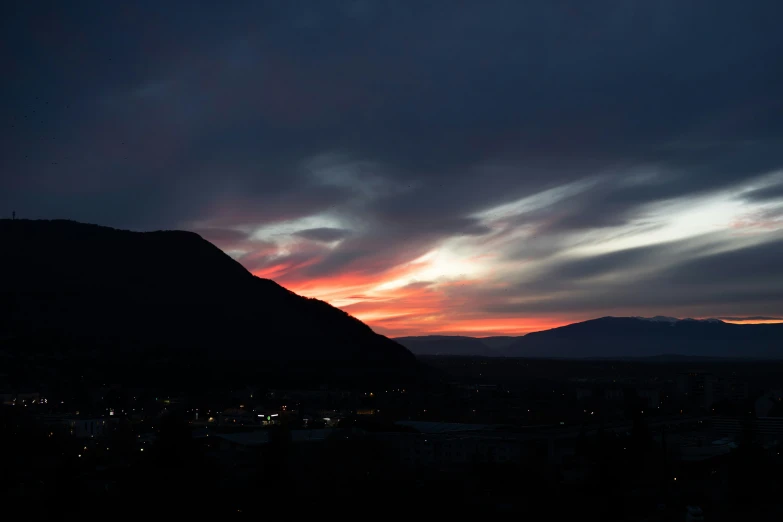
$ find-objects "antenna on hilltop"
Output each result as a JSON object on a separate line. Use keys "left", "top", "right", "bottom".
{"left": 12, "top": 211, "right": 15, "bottom": 220}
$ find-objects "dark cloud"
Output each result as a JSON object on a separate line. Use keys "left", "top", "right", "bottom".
{"left": 546, "top": 244, "right": 675, "bottom": 282}
{"left": 192, "top": 227, "right": 249, "bottom": 244}
{"left": 297, "top": 231, "right": 428, "bottom": 279}
{"left": 663, "top": 238, "right": 783, "bottom": 285}
{"left": 478, "top": 236, "right": 783, "bottom": 317}
{"left": 742, "top": 183, "right": 783, "bottom": 202}
{"left": 2, "top": 1, "right": 783, "bottom": 330}
{"left": 285, "top": 213, "right": 495, "bottom": 282}
{"left": 519, "top": 233, "right": 724, "bottom": 285}
{"left": 4, "top": 1, "right": 782, "bottom": 228}
{"left": 294, "top": 227, "right": 353, "bottom": 242}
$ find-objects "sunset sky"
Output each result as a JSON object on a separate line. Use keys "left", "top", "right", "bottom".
{"left": 3, "top": 1, "right": 783, "bottom": 336}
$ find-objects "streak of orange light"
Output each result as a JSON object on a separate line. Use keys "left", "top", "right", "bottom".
{"left": 723, "top": 319, "right": 783, "bottom": 324}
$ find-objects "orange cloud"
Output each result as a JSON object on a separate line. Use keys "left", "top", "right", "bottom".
{"left": 240, "top": 228, "right": 783, "bottom": 338}
{"left": 251, "top": 255, "right": 322, "bottom": 280}
{"left": 276, "top": 263, "right": 571, "bottom": 337}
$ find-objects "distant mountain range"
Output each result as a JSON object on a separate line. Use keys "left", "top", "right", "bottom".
{"left": 0, "top": 219, "right": 419, "bottom": 387}
{"left": 509, "top": 316, "right": 783, "bottom": 359}
{"left": 397, "top": 316, "right": 783, "bottom": 359}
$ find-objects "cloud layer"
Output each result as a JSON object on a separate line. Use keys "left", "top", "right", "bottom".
{"left": 2, "top": 1, "right": 783, "bottom": 335}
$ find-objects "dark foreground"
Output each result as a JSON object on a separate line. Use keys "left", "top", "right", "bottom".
{"left": 3, "top": 356, "right": 783, "bottom": 520}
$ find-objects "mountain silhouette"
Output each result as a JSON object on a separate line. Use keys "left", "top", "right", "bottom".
{"left": 506, "top": 316, "right": 783, "bottom": 359}
{"left": 0, "top": 220, "right": 417, "bottom": 385}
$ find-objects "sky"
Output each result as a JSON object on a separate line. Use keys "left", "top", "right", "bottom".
{"left": 2, "top": 1, "right": 783, "bottom": 337}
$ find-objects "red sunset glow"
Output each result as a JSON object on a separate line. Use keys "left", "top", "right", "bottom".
{"left": 251, "top": 255, "right": 783, "bottom": 337}
{"left": 251, "top": 256, "right": 573, "bottom": 337}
